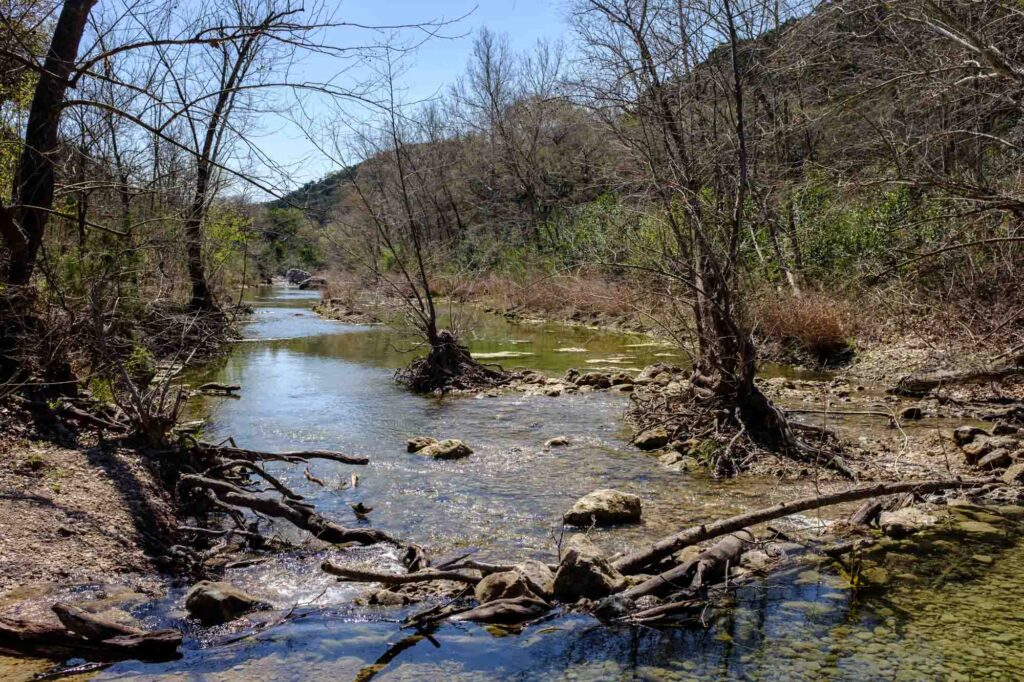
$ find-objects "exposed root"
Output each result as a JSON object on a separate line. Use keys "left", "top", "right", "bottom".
{"left": 628, "top": 376, "right": 856, "bottom": 479}
{"left": 394, "top": 330, "right": 517, "bottom": 393}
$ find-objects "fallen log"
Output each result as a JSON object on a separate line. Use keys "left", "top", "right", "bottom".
{"left": 619, "top": 531, "right": 753, "bottom": 601}
{"left": 320, "top": 560, "right": 481, "bottom": 585}
{"left": 196, "top": 442, "right": 369, "bottom": 465}
{"left": 611, "top": 478, "right": 996, "bottom": 575}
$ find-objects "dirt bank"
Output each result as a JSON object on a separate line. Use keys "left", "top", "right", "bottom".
{"left": 0, "top": 435, "right": 179, "bottom": 598}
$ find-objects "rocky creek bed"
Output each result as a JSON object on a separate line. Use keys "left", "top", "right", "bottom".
{"left": 4, "top": 284, "right": 1024, "bottom": 680}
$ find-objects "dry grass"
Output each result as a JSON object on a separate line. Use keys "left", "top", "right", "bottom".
{"left": 755, "top": 293, "right": 854, "bottom": 364}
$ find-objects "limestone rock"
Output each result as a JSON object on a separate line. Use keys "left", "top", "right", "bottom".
{"left": 418, "top": 439, "right": 473, "bottom": 460}
{"left": 407, "top": 436, "right": 438, "bottom": 453}
{"left": 184, "top": 581, "right": 269, "bottom": 625}
{"left": 563, "top": 489, "right": 642, "bottom": 526}
{"left": 514, "top": 560, "right": 555, "bottom": 599}
{"left": 634, "top": 426, "right": 669, "bottom": 451}
{"left": 553, "top": 534, "right": 626, "bottom": 601}
{"left": 475, "top": 571, "right": 537, "bottom": 603}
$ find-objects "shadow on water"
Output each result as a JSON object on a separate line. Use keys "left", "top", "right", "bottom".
{"left": 81, "top": 286, "right": 1024, "bottom": 680}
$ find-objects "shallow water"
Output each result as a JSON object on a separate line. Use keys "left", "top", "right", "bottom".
{"left": 10, "top": 286, "right": 1024, "bottom": 680}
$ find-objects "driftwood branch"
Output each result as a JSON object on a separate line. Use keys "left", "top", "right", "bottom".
{"left": 320, "top": 560, "right": 481, "bottom": 585}
{"left": 196, "top": 441, "right": 369, "bottom": 465}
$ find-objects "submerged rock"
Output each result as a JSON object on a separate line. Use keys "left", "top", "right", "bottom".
{"left": 634, "top": 426, "right": 669, "bottom": 451}
{"left": 553, "top": 534, "right": 626, "bottom": 601}
{"left": 184, "top": 581, "right": 270, "bottom": 625}
{"left": 563, "top": 489, "right": 642, "bottom": 526}
{"left": 407, "top": 436, "right": 438, "bottom": 453}
{"left": 418, "top": 439, "right": 473, "bottom": 460}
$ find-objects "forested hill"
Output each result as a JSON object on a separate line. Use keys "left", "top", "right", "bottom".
{"left": 270, "top": 167, "right": 358, "bottom": 225}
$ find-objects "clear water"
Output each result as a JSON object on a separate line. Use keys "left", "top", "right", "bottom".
{"left": 7, "top": 286, "right": 1023, "bottom": 681}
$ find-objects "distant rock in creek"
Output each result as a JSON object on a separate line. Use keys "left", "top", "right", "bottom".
{"left": 407, "top": 437, "right": 473, "bottom": 460}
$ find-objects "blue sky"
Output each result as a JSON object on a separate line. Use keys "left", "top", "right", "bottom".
{"left": 249, "top": 0, "right": 572, "bottom": 193}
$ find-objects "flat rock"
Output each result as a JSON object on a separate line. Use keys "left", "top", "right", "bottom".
{"left": 563, "top": 489, "right": 642, "bottom": 526}
{"left": 553, "top": 534, "right": 626, "bottom": 602}
{"left": 184, "top": 581, "right": 270, "bottom": 626}
{"left": 418, "top": 439, "right": 473, "bottom": 460}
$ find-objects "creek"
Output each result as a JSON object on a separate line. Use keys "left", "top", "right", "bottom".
{"left": 6, "top": 284, "right": 1023, "bottom": 681}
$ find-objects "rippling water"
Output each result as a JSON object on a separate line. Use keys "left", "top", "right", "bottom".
{"left": 8, "top": 285, "right": 1023, "bottom": 681}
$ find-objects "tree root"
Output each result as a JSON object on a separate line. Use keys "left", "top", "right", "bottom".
{"left": 394, "top": 330, "right": 516, "bottom": 393}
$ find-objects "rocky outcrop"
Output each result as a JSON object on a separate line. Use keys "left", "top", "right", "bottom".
{"left": 298, "top": 276, "right": 328, "bottom": 290}
{"left": 417, "top": 439, "right": 473, "bottom": 460}
{"left": 184, "top": 581, "right": 270, "bottom": 625}
{"left": 285, "top": 268, "right": 312, "bottom": 285}
{"left": 563, "top": 489, "right": 642, "bottom": 526}
{"left": 553, "top": 534, "right": 626, "bottom": 602}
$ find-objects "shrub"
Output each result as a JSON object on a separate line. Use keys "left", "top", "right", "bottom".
{"left": 755, "top": 293, "right": 853, "bottom": 364}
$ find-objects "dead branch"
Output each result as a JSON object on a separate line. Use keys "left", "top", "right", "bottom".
{"left": 320, "top": 560, "right": 481, "bottom": 585}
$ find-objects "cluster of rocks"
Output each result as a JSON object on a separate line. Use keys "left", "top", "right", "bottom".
{"left": 407, "top": 436, "right": 474, "bottom": 460}
{"left": 955, "top": 423, "right": 1024, "bottom": 483}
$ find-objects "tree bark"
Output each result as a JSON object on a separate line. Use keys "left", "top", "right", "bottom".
{"left": 3, "top": 0, "right": 97, "bottom": 286}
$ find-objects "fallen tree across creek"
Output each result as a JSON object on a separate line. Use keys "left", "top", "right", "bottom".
{"left": 319, "top": 477, "right": 999, "bottom": 629}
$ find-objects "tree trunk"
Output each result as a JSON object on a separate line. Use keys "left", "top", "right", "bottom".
{"left": 3, "top": 0, "right": 96, "bottom": 285}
